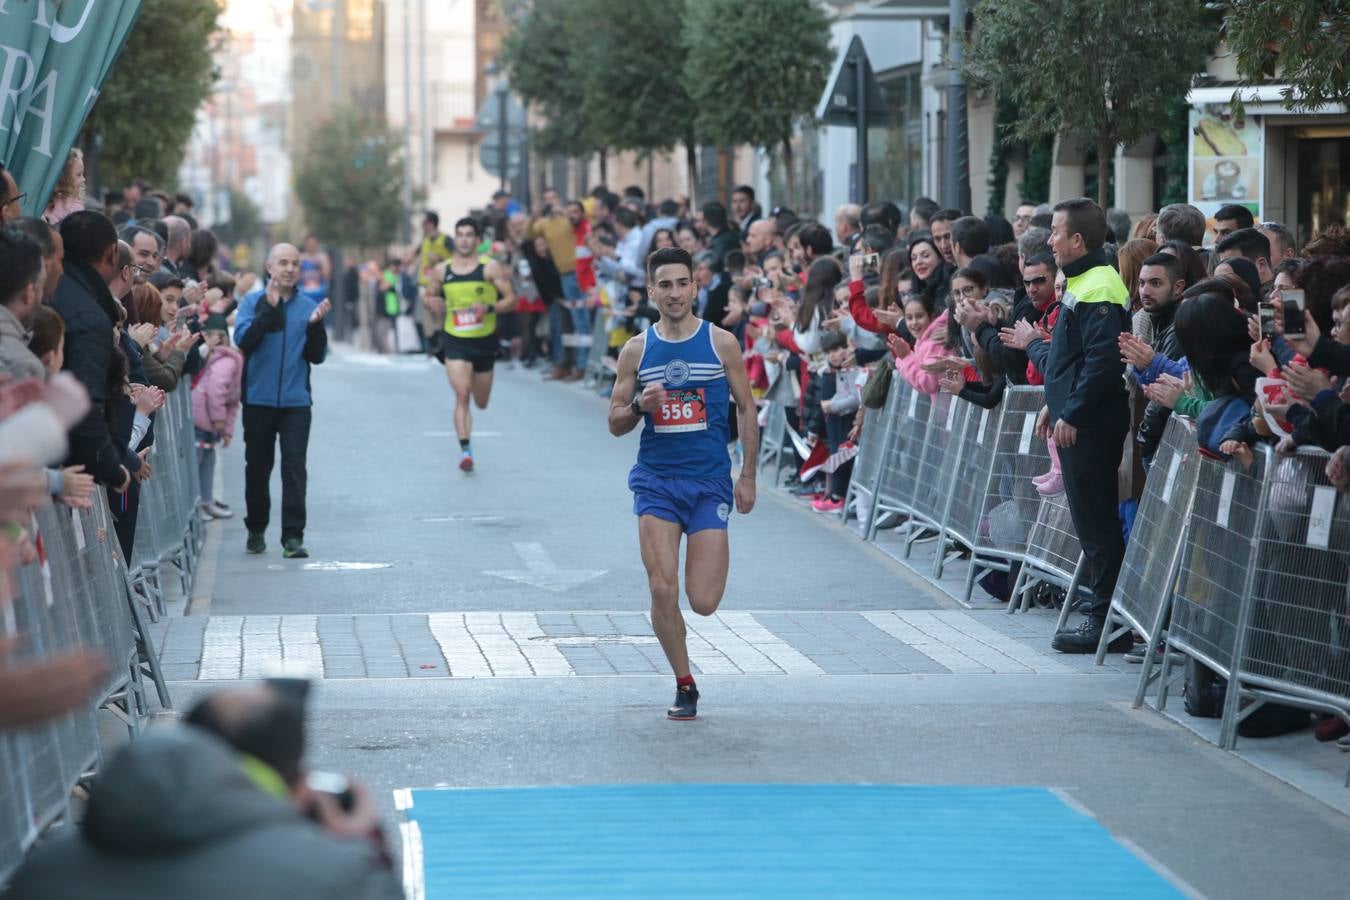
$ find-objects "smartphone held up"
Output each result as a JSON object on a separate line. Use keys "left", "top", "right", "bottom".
{"left": 1280, "top": 288, "right": 1306, "bottom": 340}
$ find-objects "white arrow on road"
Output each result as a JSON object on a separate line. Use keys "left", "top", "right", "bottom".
{"left": 484, "top": 543, "right": 607, "bottom": 593}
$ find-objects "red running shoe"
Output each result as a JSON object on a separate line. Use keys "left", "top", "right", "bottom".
{"left": 459, "top": 453, "right": 474, "bottom": 472}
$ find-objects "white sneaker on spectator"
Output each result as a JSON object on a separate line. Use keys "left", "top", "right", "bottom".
{"left": 203, "top": 502, "right": 233, "bottom": 519}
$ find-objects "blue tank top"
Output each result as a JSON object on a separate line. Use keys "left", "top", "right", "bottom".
{"left": 635, "top": 319, "right": 731, "bottom": 479}
{"left": 298, "top": 257, "right": 327, "bottom": 301}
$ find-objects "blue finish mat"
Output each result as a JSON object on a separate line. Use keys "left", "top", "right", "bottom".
{"left": 404, "top": 784, "right": 1183, "bottom": 898}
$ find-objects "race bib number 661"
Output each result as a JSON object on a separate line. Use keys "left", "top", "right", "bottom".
{"left": 653, "top": 388, "right": 708, "bottom": 433}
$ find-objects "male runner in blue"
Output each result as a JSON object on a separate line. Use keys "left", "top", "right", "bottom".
{"left": 609, "top": 246, "right": 759, "bottom": 720}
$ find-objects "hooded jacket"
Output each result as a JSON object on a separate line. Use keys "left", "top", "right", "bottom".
{"left": 234, "top": 285, "right": 328, "bottom": 408}
{"left": 192, "top": 344, "right": 244, "bottom": 439}
{"left": 1027, "top": 248, "right": 1130, "bottom": 430}
{"left": 6, "top": 728, "right": 403, "bottom": 900}
{"left": 895, "top": 311, "right": 957, "bottom": 396}
{"left": 51, "top": 259, "right": 142, "bottom": 484}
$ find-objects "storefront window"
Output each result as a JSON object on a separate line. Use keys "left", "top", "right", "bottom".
{"left": 1296, "top": 135, "right": 1350, "bottom": 250}
{"left": 768, "top": 122, "right": 823, "bottom": 217}
{"left": 868, "top": 69, "right": 922, "bottom": 208}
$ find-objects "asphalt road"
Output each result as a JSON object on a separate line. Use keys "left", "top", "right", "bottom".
{"left": 165, "top": 347, "right": 1350, "bottom": 899}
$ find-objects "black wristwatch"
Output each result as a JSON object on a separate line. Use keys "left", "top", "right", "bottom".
{"left": 630, "top": 396, "right": 643, "bottom": 417}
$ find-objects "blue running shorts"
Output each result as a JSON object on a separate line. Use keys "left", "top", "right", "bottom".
{"left": 628, "top": 465, "right": 734, "bottom": 534}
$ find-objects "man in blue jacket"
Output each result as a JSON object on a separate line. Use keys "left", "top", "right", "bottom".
{"left": 234, "top": 243, "right": 331, "bottom": 558}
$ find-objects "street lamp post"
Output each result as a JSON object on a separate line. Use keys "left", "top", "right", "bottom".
{"left": 401, "top": 0, "right": 413, "bottom": 244}
{"left": 854, "top": 50, "right": 869, "bottom": 204}
{"left": 497, "top": 80, "right": 508, "bottom": 194}
{"left": 943, "top": 0, "right": 972, "bottom": 214}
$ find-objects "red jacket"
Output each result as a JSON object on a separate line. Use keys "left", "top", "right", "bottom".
{"left": 846, "top": 279, "right": 894, "bottom": 335}
{"left": 573, "top": 220, "right": 595, "bottom": 293}
{"left": 1025, "top": 301, "right": 1061, "bottom": 386}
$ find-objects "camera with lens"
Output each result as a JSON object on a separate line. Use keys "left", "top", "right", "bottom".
{"left": 261, "top": 677, "right": 356, "bottom": 815}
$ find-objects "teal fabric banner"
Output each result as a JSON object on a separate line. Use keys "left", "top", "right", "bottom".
{"left": 0, "top": 0, "right": 143, "bottom": 216}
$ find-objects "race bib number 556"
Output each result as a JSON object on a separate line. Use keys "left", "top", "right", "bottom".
{"left": 653, "top": 389, "right": 708, "bottom": 433}
{"left": 453, "top": 307, "right": 485, "bottom": 328}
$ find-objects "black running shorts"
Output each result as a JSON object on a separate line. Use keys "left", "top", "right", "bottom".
{"left": 438, "top": 333, "right": 497, "bottom": 373}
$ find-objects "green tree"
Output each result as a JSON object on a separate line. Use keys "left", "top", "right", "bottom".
{"left": 294, "top": 108, "right": 406, "bottom": 251}
{"left": 683, "top": 0, "right": 833, "bottom": 198}
{"left": 568, "top": 0, "right": 701, "bottom": 196}
{"left": 962, "top": 0, "right": 1215, "bottom": 208}
{"left": 81, "top": 0, "right": 223, "bottom": 188}
{"left": 499, "top": 0, "right": 597, "bottom": 163}
{"left": 1221, "top": 1, "right": 1349, "bottom": 111}
{"left": 1019, "top": 138, "right": 1054, "bottom": 206}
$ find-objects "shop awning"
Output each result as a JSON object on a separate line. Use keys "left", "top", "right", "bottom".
{"left": 841, "top": 0, "right": 949, "bottom": 18}
{"left": 1187, "top": 84, "right": 1348, "bottom": 116}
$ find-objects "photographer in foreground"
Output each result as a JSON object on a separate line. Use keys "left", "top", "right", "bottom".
{"left": 7, "top": 681, "right": 402, "bottom": 900}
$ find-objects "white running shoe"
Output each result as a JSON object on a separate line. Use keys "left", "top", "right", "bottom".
{"left": 203, "top": 502, "right": 233, "bottom": 519}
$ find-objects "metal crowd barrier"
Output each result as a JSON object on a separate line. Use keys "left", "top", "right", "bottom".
{"left": 848, "top": 380, "right": 1054, "bottom": 600}
{"left": 866, "top": 381, "right": 931, "bottom": 540}
{"left": 843, "top": 376, "right": 904, "bottom": 532}
{"left": 131, "top": 385, "right": 204, "bottom": 618}
{"left": 1156, "top": 445, "right": 1271, "bottom": 732}
{"left": 1, "top": 491, "right": 171, "bottom": 884}
{"left": 978, "top": 389, "right": 1058, "bottom": 609}
{"left": 757, "top": 400, "right": 791, "bottom": 487}
{"left": 1, "top": 385, "right": 199, "bottom": 883}
{"left": 908, "top": 392, "right": 963, "bottom": 534}
{"left": 930, "top": 396, "right": 997, "bottom": 578}
{"left": 1229, "top": 447, "right": 1350, "bottom": 766}
{"left": 581, "top": 306, "right": 615, "bottom": 387}
{"left": 820, "top": 367, "right": 1350, "bottom": 780}
{"left": 1008, "top": 491, "right": 1084, "bottom": 625}
{"left": 1098, "top": 417, "right": 1202, "bottom": 703}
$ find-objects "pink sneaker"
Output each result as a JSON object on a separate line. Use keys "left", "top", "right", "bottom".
{"left": 1031, "top": 471, "right": 1052, "bottom": 488}
{"left": 1035, "top": 472, "right": 1064, "bottom": 495}
{"left": 811, "top": 496, "right": 844, "bottom": 513}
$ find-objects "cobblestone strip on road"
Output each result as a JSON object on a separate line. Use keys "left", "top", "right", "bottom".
{"left": 155, "top": 609, "right": 1132, "bottom": 681}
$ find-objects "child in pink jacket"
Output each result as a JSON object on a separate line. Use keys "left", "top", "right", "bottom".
{"left": 191, "top": 314, "right": 243, "bottom": 519}
{"left": 887, "top": 292, "right": 957, "bottom": 396}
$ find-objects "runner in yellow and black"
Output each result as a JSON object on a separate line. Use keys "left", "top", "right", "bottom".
{"left": 417, "top": 211, "right": 454, "bottom": 356}
{"left": 425, "top": 217, "right": 515, "bottom": 472}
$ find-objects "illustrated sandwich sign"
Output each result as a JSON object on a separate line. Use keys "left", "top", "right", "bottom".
{"left": 0, "top": 0, "right": 143, "bottom": 216}
{"left": 1188, "top": 108, "right": 1263, "bottom": 241}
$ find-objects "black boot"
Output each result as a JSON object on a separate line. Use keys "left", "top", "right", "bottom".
{"left": 1052, "top": 614, "right": 1131, "bottom": 654}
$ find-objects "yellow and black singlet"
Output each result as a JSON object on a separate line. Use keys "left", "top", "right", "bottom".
{"left": 441, "top": 262, "right": 499, "bottom": 339}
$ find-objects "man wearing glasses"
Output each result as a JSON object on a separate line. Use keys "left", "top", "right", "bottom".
{"left": 1012, "top": 200, "right": 1038, "bottom": 240}
{"left": 121, "top": 225, "right": 163, "bottom": 285}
